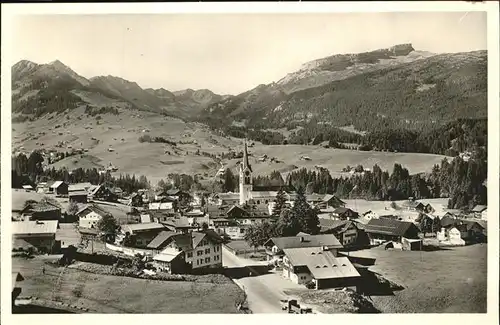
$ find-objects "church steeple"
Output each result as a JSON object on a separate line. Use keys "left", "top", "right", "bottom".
{"left": 239, "top": 139, "right": 253, "bottom": 205}
{"left": 243, "top": 139, "right": 252, "bottom": 172}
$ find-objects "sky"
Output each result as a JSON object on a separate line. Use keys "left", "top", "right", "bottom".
{"left": 10, "top": 12, "right": 487, "bottom": 95}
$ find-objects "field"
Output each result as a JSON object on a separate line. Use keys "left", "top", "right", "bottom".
{"left": 12, "top": 107, "right": 450, "bottom": 185}
{"left": 349, "top": 244, "right": 487, "bottom": 313}
{"left": 12, "top": 257, "right": 245, "bottom": 313}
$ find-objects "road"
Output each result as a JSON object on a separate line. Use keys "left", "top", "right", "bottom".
{"left": 222, "top": 246, "right": 302, "bottom": 314}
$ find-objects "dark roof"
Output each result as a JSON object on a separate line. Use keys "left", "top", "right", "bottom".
{"left": 22, "top": 201, "right": 61, "bottom": 213}
{"left": 168, "top": 230, "right": 223, "bottom": 251}
{"left": 319, "top": 219, "right": 354, "bottom": 233}
{"left": 76, "top": 204, "right": 110, "bottom": 218}
{"left": 471, "top": 205, "right": 487, "bottom": 213}
{"left": 333, "top": 207, "right": 356, "bottom": 215}
{"left": 146, "top": 231, "right": 178, "bottom": 249}
{"left": 322, "top": 195, "right": 346, "bottom": 205}
{"left": 364, "top": 219, "right": 417, "bottom": 237}
{"left": 265, "top": 234, "right": 343, "bottom": 250}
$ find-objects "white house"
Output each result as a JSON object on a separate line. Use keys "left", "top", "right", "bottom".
{"left": 437, "top": 227, "right": 466, "bottom": 246}
{"left": 149, "top": 230, "right": 224, "bottom": 273}
{"left": 77, "top": 205, "right": 111, "bottom": 229}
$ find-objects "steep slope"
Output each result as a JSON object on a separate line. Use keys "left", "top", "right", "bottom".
{"left": 172, "top": 88, "right": 225, "bottom": 114}
{"left": 277, "top": 43, "right": 436, "bottom": 94}
{"left": 203, "top": 48, "right": 487, "bottom": 132}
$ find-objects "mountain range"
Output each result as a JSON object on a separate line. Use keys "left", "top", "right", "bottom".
{"left": 12, "top": 43, "right": 487, "bottom": 134}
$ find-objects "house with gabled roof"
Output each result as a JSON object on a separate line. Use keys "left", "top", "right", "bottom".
{"left": 21, "top": 201, "right": 61, "bottom": 221}
{"left": 48, "top": 181, "right": 68, "bottom": 196}
{"left": 316, "top": 195, "right": 346, "bottom": 210}
{"left": 77, "top": 204, "right": 112, "bottom": 229}
{"left": 331, "top": 207, "right": 358, "bottom": 220}
{"left": 119, "top": 223, "right": 166, "bottom": 248}
{"left": 319, "top": 219, "right": 361, "bottom": 247}
{"left": 264, "top": 234, "right": 343, "bottom": 262}
{"left": 364, "top": 218, "right": 420, "bottom": 245}
{"left": 12, "top": 220, "right": 59, "bottom": 253}
{"left": 282, "top": 247, "right": 361, "bottom": 290}
{"left": 151, "top": 230, "right": 224, "bottom": 274}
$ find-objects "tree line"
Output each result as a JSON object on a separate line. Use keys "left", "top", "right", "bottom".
{"left": 284, "top": 157, "right": 486, "bottom": 209}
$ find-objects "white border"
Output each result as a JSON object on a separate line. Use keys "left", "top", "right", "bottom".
{"left": 1, "top": 2, "right": 499, "bottom": 325}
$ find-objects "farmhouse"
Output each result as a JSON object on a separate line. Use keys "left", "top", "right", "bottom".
{"left": 330, "top": 207, "right": 358, "bottom": 220}
{"left": 69, "top": 191, "right": 88, "bottom": 203}
{"left": 119, "top": 223, "right": 166, "bottom": 248}
{"left": 68, "top": 182, "right": 92, "bottom": 193}
{"left": 21, "top": 201, "right": 61, "bottom": 221}
{"left": 282, "top": 247, "right": 361, "bottom": 290}
{"left": 438, "top": 219, "right": 486, "bottom": 244}
{"left": 318, "top": 219, "right": 362, "bottom": 247}
{"left": 88, "top": 185, "right": 118, "bottom": 202}
{"left": 77, "top": 204, "right": 111, "bottom": 229}
{"left": 363, "top": 218, "right": 420, "bottom": 246}
{"left": 471, "top": 205, "right": 487, "bottom": 220}
{"left": 12, "top": 220, "right": 59, "bottom": 253}
{"left": 129, "top": 193, "right": 145, "bottom": 207}
{"left": 151, "top": 230, "right": 224, "bottom": 274}
{"left": 315, "top": 195, "right": 346, "bottom": 210}
{"left": 264, "top": 234, "right": 343, "bottom": 262}
{"left": 48, "top": 181, "right": 69, "bottom": 196}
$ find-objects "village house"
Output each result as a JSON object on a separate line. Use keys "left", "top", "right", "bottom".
{"left": 437, "top": 219, "right": 486, "bottom": 244}
{"left": 315, "top": 195, "right": 346, "bottom": 210}
{"left": 12, "top": 220, "right": 59, "bottom": 253}
{"left": 148, "top": 201, "right": 175, "bottom": 212}
{"left": 161, "top": 217, "right": 198, "bottom": 234}
{"left": 129, "top": 193, "right": 145, "bottom": 207}
{"left": 36, "top": 182, "right": 48, "bottom": 193}
{"left": 118, "top": 223, "right": 166, "bottom": 248}
{"left": 319, "top": 219, "right": 363, "bottom": 247}
{"left": 68, "top": 182, "right": 93, "bottom": 193}
{"left": 363, "top": 218, "right": 421, "bottom": 247}
{"left": 362, "top": 210, "right": 379, "bottom": 220}
{"left": 264, "top": 234, "right": 343, "bottom": 262}
{"left": 471, "top": 205, "right": 487, "bottom": 220}
{"left": 112, "top": 187, "right": 124, "bottom": 198}
{"left": 150, "top": 230, "right": 224, "bottom": 274}
{"left": 164, "top": 189, "right": 192, "bottom": 203}
{"left": 437, "top": 227, "right": 466, "bottom": 246}
{"left": 69, "top": 190, "right": 88, "bottom": 203}
{"left": 88, "top": 185, "right": 118, "bottom": 202}
{"left": 77, "top": 204, "right": 111, "bottom": 229}
{"left": 330, "top": 207, "right": 358, "bottom": 220}
{"left": 20, "top": 201, "right": 61, "bottom": 221}
{"left": 282, "top": 247, "right": 361, "bottom": 290}
{"left": 48, "top": 181, "right": 69, "bottom": 196}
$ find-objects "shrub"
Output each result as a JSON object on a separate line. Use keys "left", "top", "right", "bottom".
{"left": 305, "top": 280, "right": 316, "bottom": 289}
{"left": 138, "top": 134, "right": 152, "bottom": 143}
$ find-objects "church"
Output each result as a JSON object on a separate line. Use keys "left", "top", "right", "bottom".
{"left": 213, "top": 140, "right": 297, "bottom": 207}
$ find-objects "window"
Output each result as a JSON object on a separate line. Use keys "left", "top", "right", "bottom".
{"left": 197, "top": 250, "right": 203, "bottom": 256}
{"left": 205, "top": 257, "right": 210, "bottom": 263}
{"left": 240, "top": 229, "right": 245, "bottom": 234}
{"left": 196, "top": 260, "right": 199, "bottom": 265}
{"left": 205, "top": 248, "right": 210, "bottom": 254}
{"left": 187, "top": 252, "right": 193, "bottom": 258}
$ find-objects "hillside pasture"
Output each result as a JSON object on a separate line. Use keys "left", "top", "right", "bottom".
{"left": 348, "top": 244, "right": 487, "bottom": 313}
{"left": 13, "top": 107, "right": 449, "bottom": 185}
{"left": 12, "top": 257, "right": 245, "bottom": 314}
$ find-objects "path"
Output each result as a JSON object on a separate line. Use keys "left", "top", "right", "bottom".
{"left": 222, "top": 246, "right": 302, "bottom": 314}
